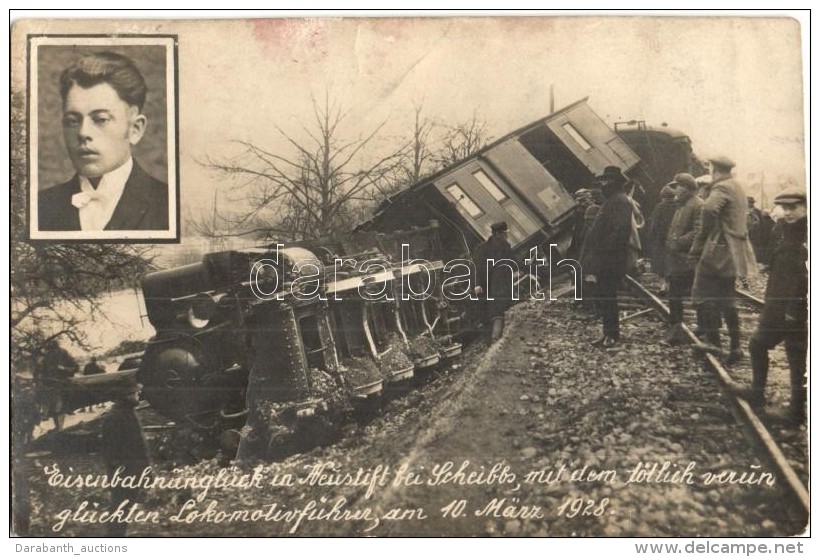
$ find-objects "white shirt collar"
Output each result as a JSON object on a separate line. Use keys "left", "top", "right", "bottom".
{"left": 75, "top": 157, "right": 133, "bottom": 231}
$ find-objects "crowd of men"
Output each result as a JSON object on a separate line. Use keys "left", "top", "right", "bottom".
{"left": 568, "top": 159, "right": 807, "bottom": 426}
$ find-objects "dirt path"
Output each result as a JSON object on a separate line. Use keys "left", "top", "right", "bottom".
{"left": 355, "top": 316, "right": 527, "bottom": 536}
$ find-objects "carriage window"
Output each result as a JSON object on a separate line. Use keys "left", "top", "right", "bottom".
{"left": 472, "top": 169, "right": 507, "bottom": 202}
{"left": 446, "top": 183, "right": 483, "bottom": 218}
{"left": 562, "top": 122, "right": 593, "bottom": 151}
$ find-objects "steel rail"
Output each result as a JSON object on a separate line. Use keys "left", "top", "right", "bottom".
{"left": 735, "top": 288, "right": 766, "bottom": 309}
{"left": 625, "top": 275, "right": 809, "bottom": 518}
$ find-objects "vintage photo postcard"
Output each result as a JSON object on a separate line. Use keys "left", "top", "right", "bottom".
{"left": 9, "top": 14, "right": 810, "bottom": 544}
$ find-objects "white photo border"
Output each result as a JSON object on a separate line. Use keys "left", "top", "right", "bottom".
{"left": 27, "top": 34, "right": 180, "bottom": 242}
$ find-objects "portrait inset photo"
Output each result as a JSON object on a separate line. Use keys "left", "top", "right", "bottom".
{"left": 28, "top": 36, "right": 178, "bottom": 241}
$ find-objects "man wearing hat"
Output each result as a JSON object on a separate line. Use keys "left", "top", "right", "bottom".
{"left": 735, "top": 189, "right": 807, "bottom": 424}
{"left": 664, "top": 173, "right": 702, "bottom": 344}
{"left": 473, "top": 220, "right": 516, "bottom": 341}
{"left": 581, "top": 166, "right": 634, "bottom": 347}
{"left": 689, "top": 156, "right": 757, "bottom": 365}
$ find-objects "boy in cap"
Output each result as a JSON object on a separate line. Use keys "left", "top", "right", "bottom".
{"left": 735, "top": 190, "right": 807, "bottom": 424}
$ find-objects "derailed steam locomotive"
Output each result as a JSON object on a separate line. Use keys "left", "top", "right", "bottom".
{"left": 133, "top": 225, "right": 465, "bottom": 458}
{"left": 112, "top": 99, "right": 701, "bottom": 457}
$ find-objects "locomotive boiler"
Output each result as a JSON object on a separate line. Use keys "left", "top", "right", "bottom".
{"left": 133, "top": 226, "right": 463, "bottom": 458}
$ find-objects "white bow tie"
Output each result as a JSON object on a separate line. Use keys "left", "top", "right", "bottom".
{"left": 71, "top": 189, "right": 106, "bottom": 209}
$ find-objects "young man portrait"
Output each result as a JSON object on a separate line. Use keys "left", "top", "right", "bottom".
{"left": 31, "top": 41, "right": 176, "bottom": 240}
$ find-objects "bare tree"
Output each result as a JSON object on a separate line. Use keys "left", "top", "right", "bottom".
{"left": 10, "top": 90, "right": 155, "bottom": 437}
{"left": 11, "top": 242, "right": 154, "bottom": 359}
{"left": 404, "top": 104, "right": 434, "bottom": 185}
{"left": 431, "top": 111, "right": 492, "bottom": 168}
{"left": 198, "top": 93, "right": 407, "bottom": 241}
{"left": 355, "top": 103, "right": 436, "bottom": 211}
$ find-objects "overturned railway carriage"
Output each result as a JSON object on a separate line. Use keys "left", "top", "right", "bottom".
{"left": 359, "top": 98, "right": 643, "bottom": 262}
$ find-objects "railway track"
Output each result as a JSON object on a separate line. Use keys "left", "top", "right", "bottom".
{"left": 734, "top": 288, "right": 765, "bottom": 309}
{"left": 625, "top": 275, "right": 809, "bottom": 521}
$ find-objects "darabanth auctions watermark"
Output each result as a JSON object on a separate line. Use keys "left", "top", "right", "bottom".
{"left": 248, "top": 243, "right": 584, "bottom": 302}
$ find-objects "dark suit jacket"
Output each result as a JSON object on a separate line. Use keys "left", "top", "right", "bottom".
{"left": 581, "top": 190, "right": 633, "bottom": 277}
{"left": 38, "top": 161, "right": 169, "bottom": 232}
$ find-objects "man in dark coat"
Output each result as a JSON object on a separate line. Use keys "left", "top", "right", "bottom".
{"left": 647, "top": 184, "right": 679, "bottom": 288}
{"left": 664, "top": 173, "right": 702, "bottom": 344}
{"left": 582, "top": 166, "right": 634, "bottom": 347}
{"left": 100, "top": 382, "right": 151, "bottom": 536}
{"left": 690, "top": 156, "right": 756, "bottom": 365}
{"left": 473, "top": 221, "right": 517, "bottom": 341}
{"left": 735, "top": 190, "right": 807, "bottom": 424}
{"left": 38, "top": 51, "right": 168, "bottom": 232}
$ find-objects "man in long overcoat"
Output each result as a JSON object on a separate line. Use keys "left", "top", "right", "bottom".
{"left": 689, "top": 156, "right": 757, "bottom": 365}
{"left": 582, "top": 166, "right": 634, "bottom": 347}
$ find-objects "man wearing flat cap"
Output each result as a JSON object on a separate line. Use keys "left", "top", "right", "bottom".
{"left": 473, "top": 220, "right": 516, "bottom": 341}
{"left": 664, "top": 173, "right": 702, "bottom": 344}
{"left": 735, "top": 189, "right": 807, "bottom": 424}
{"left": 689, "top": 156, "right": 757, "bottom": 365}
{"left": 582, "top": 166, "right": 635, "bottom": 347}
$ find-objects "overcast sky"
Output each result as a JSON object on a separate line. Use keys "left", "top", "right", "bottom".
{"left": 13, "top": 15, "right": 807, "bottom": 218}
